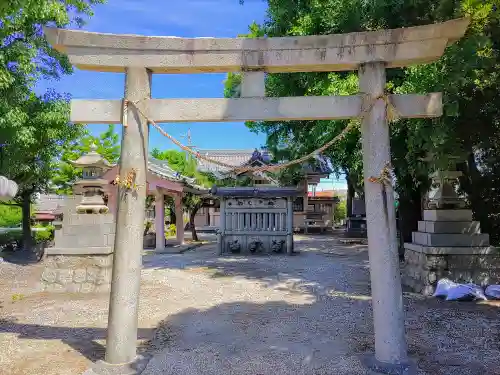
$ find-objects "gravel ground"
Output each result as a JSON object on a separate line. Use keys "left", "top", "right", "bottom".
{"left": 1, "top": 235, "right": 500, "bottom": 375}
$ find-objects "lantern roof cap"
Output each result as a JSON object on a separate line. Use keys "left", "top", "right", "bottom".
{"left": 71, "top": 143, "right": 113, "bottom": 169}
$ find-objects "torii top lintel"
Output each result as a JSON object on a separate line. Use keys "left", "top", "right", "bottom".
{"left": 43, "top": 18, "right": 469, "bottom": 74}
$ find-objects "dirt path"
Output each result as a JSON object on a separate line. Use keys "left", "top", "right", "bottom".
{"left": 1, "top": 236, "right": 499, "bottom": 375}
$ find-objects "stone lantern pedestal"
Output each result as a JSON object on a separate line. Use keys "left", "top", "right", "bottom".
{"left": 402, "top": 169, "right": 500, "bottom": 295}
{"left": 41, "top": 145, "right": 116, "bottom": 293}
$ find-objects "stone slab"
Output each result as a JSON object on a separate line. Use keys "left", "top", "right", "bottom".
{"left": 44, "top": 18, "right": 469, "bottom": 73}
{"left": 46, "top": 247, "right": 114, "bottom": 255}
{"left": 361, "top": 354, "right": 416, "bottom": 375}
{"left": 65, "top": 213, "right": 115, "bottom": 226}
{"left": 56, "top": 235, "right": 111, "bottom": 248}
{"left": 82, "top": 355, "right": 149, "bottom": 375}
{"left": 71, "top": 94, "right": 442, "bottom": 124}
{"left": 412, "top": 232, "right": 489, "bottom": 247}
{"left": 404, "top": 242, "right": 497, "bottom": 255}
{"left": 422, "top": 209, "right": 473, "bottom": 222}
{"left": 417, "top": 220, "right": 480, "bottom": 234}
{"left": 150, "top": 243, "right": 203, "bottom": 255}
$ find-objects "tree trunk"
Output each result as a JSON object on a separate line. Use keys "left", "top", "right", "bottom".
{"left": 21, "top": 191, "right": 32, "bottom": 253}
{"left": 168, "top": 202, "right": 176, "bottom": 225}
{"left": 190, "top": 213, "right": 198, "bottom": 242}
{"left": 189, "top": 204, "right": 202, "bottom": 242}
{"left": 398, "top": 186, "right": 423, "bottom": 259}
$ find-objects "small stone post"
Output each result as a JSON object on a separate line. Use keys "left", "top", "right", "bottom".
{"left": 155, "top": 191, "right": 165, "bottom": 251}
{"left": 101, "top": 67, "right": 151, "bottom": 372}
{"left": 286, "top": 197, "right": 294, "bottom": 255}
{"left": 218, "top": 199, "right": 226, "bottom": 255}
{"left": 358, "top": 63, "right": 413, "bottom": 374}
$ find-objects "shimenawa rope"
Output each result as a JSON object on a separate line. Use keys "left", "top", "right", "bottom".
{"left": 122, "top": 93, "right": 400, "bottom": 179}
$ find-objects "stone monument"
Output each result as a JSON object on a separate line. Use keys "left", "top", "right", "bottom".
{"left": 346, "top": 197, "right": 367, "bottom": 238}
{"left": 40, "top": 146, "right": 115, "bottom": 293}
{"left": 402, "top": 166, "right": 499, "bottom": 295}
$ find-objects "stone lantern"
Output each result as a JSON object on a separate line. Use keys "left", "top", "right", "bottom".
{"left": 72, "top": 144, "right": 113, "bottom": 214}
{"left": 421, "top": 153, "right": 466, "bottom": 210}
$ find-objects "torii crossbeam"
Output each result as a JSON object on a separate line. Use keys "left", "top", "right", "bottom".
{"left": 44, "top": 17, "right": 469, "bottom": 375}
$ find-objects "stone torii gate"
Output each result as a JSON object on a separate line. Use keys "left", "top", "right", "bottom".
{"left": 44, "top": 17, "right": 469, "bottom": 375}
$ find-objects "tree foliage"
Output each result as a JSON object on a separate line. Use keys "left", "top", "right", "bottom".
{"left": 150, "top": 149, "right": 215, "bottom": 241}
{"left": 237, "top": 0, "right": 500, "bottom": 244}
{"left": 0, "top": 204, "right": 22, "bottom": 227}
{"left": 0, "top": 0, "right": 105, "bottom": 252}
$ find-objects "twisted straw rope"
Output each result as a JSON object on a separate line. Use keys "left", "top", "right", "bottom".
{"left": 123, "top": 93, "right": 400, "bottom": 176}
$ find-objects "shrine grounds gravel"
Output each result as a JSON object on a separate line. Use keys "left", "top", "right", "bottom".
{"left": 1, "top": 235, "right": 499, "bottom": 375}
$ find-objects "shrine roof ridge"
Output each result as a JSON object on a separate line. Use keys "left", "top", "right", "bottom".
{"left": 210, "top": 186, "right": 302, "bottom": 197}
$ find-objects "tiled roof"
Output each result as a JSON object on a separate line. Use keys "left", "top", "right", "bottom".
{"left": 196, "top": 149, "right": 279, "bottom": 184}
{"left": 196, "top": 149, "right": 261, "bottom": 173}
{"left": 148, "top": 157, "right": 197, "bottom": 186}
{"left": 34, "top": 194, "right": 66, "bottom": 214}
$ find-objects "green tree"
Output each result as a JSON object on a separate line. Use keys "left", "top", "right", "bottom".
{"left": 334, "top": 199, "right": 347, "bottom": 222}
{"left": 1, "top": 92, "right": 82, "bottom": 252}
{"left": 0, "top": 204, "right": 22, "bottom": 227}
{"left": 150, "top": 148, "right": 215, "bottom": 241}
{"left": 151, "top": 148, "right": 256, "bottom": 241}
{"left": 0, "top": 0, "right": 105, "bottom": 253}
{"left": 237, "top": 0, "right": 500, "bottom": 245}
{"left": 51, "top": 124, "right": 120, "bottom": 194}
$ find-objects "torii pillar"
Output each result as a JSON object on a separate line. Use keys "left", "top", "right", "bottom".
{"left": 43, "top": 18, "right": 469, "bottom": 375}
{"left": 104, "top": 68, "right": 151, "bottom": 373}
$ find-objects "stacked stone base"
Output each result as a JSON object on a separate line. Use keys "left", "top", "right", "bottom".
{"left": 41, "top": 211, "right": 115, "bottom": 293}
{"left": 402, "top": 209, "right": 500, "bottom": 295}
{"left": 41, "top": 251, "right": 113, "bottom": 293}
{"left": 402, "top": 244, "right": 500, "bottom": 295}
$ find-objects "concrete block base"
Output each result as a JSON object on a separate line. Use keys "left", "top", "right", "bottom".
{"left": 82, "top": 356, "right": 149, "bottom": 375}
{"left": 362, "top": 354, "right": 416, "bottom": 375}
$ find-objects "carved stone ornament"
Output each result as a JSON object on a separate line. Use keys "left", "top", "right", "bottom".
{"left": 424, "top": 170, "right": 466, "bottom": 210}
{"left": 271, "top": 239, "right": 285, "bottom": 253}
{"left": 248, "top": 239, "right": 263, "bottom": 253}
{"left": 228, "top": 240, "right": 241, "bottom": 253}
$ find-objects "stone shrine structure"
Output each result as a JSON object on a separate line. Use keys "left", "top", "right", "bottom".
{"left": 44, "top": 17, "right": 469, "bottom": 375}
{"left": 194, "top": 147, "right": 336, "bottom": 232}
{"left": 402, "top": 169, "right": 499, "bottom": 295}
{"left": 41, "top": 148, "right": 115, "bottom": 293}
{"left": 211, "top": 186, "right": 300, "bottom": 255}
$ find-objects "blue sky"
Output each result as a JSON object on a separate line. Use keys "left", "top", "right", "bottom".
{"left": 36, "top": 0, "right": 347, "bottom": 190}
